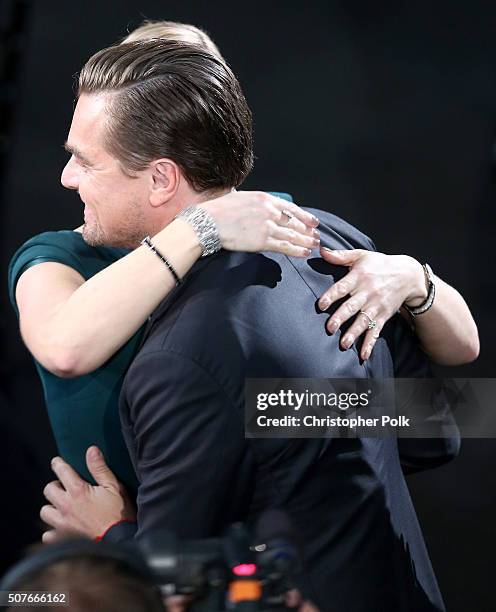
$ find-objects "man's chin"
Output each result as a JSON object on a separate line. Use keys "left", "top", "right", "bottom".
{"left": 81, "top": 224, "right": 104, "bottom": 247}
{"left": 82, "top": 223, "right": 139, "bottom": 249}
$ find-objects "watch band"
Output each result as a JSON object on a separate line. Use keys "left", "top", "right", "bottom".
{"left": 175, "top": 205, "right": 221, "bottom": 257}
{"left": 404, "top": 263, "right": 436, "bottom": 317}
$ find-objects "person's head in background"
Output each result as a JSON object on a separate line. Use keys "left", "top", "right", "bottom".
{"left": 121, "top": 19, "right": 224, "bottom": 61}
{"left": 3, "top": 545, "right": 164, "bottom": 612}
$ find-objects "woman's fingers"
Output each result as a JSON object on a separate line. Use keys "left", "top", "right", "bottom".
{"left": 204, "top": 191, "right": 319, "bottom": 253}
{"left": 266, "top": 237, "right": 313, "bottom": 258}
{"left": 271, "top": 223, "right": 320, "bottom": 251}
{"left": 318, "top": 246, "right": 420, "bottom": 357}
{"left": 270, "top": 198, "right": 320, "bottom": 229}
{"left": 260, "top": 205, "right": 320, "bottom": 256}
{"left": 322, "top": 289, "right": 386, "bottom": 358}
{"left": 340, "top": 308, "right": 382, "bottom": 352}
{"left": 361, "top": 324, "right": 383, "bottom": 361}
{"left": 325, "top": 291, "right": 368, "bottom": 335}
{"left": 318, "top": 272, "right": 358, "bottom": 312}
{"left": 320, "top": 246, "right": 365, "bottom": 266}
{"left": 268, "top": 202, "right": 320, "bottom": 241}
{"left": 282, "top": 212, "right": 320, "bottom": 238}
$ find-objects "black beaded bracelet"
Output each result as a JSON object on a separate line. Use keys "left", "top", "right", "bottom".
{"left": 141, "top": 236, "right": 182, "bottom": 286}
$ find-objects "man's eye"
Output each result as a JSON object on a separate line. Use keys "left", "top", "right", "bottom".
{"left": 76, "top": 158, "right": 89, "bottom": 170}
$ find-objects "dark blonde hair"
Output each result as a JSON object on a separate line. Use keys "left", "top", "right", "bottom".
{"left": 78, "top": 40, "right": 253, "bottom": 191}
{"left": 122, "top": 19, "right": 223, "bottom": 60}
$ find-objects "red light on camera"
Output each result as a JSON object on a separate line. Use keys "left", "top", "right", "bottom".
{"left": 232, "top": 563, "right": 257, "bottom": 576}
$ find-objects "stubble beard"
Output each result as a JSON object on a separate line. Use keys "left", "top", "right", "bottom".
{"left": 81, "top": 202, "right": 148, "bottom": 249}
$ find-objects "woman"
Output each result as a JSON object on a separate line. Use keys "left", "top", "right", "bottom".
{"left": 8, "top": 21, "right": 478, "bottom": 496}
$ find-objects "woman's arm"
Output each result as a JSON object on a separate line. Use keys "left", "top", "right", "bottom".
{"left": 318, "top": 248, "right": 479, "bottom": 366}
{"left": 400, "top": 272, "right": 479, "bottom": 366}
{"left": 15, "top": 192, "right": 319, "bottom": 378}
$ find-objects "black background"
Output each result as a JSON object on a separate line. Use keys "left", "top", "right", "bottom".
{"left": 1, "top": 1, "right": 495, "bottom": 610}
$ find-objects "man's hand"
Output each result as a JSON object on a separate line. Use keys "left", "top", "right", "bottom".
{"left": 40, "top": 446, "right": 136, "bottom": 543}
{"left": 318, "top": 247, "right": 427, "bottom": 360}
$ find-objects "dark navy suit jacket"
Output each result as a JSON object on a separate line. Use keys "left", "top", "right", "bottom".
{"left": 111, "top": 209, "right": 454, "bottom": 612}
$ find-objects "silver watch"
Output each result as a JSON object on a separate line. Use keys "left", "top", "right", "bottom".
{"left": 404, "top": 263, "right": 436, "bottom": 317}
{"left": 176, "top": 205, "right": 222, "bottom": 257}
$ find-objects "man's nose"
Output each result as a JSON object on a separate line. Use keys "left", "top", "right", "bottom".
{"left": 61, "top": 157, "right": 79, "bottom": 190}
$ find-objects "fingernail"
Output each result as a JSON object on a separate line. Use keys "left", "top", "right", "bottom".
{"left": 311, "top": 238, "right": 320, "bottom": 247}
{"left": 342, "top": 334, "right": 353, "bottom": 349}
{"left": 311, "top": 215, "right": 319, "bottom": 226}
{"left": 88, "top": 446, "right": 100, "bottom": 460}
{"left": 319, "top": 298, "right": 330, "bottom": 311}
{"left": 328, "top": 319, "right": 339, "bottom": 334}
{"left": 363, "top": 345, "right": 372, "bottom": 360}
{"left": 321, "top": 246, "right": 332, "bottom": 252}
{"left": 312, "top": 228, "right": 320, "bottom": 239}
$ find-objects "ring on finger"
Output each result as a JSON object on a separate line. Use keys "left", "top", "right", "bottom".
{"left": 360, "top": 310, "right": 377, "bottom": 330}
{"left": 281, "top": 209, "right": 294, "bottom": 224}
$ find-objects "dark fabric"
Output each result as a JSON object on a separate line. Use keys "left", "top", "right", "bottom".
{"left": 6, "top": 194, "right": 293, "bottom": 495}
{"left": 7, "top": 231, "right": 140, "bottom": 494}
{"left": 382, "top": 312, "right": 461, "bottom": 474}
{"left": 118, "top": 208, "right": 447, "bottom": 612}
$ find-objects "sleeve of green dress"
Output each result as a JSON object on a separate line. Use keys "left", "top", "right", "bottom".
{"left": 7, "top": 230, "right": 129, "bottom": 316}
{"left": 7, "top": 231, "right": 91, "bottom": 315}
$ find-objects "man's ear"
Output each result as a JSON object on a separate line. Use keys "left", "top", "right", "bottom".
{"left": 149, "top": 159, "right": 180, "bottom": 207}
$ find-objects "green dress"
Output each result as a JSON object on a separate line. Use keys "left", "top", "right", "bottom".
{"left": 7, "top": 193, "right": 292, "bottom": 496}
{"left": 8, "top": 230, "right": 141, "bottom": 493}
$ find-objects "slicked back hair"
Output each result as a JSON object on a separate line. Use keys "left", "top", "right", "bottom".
{"left": 121, "top": 19, "right": 224, "bottom": 60}
{"left": 78, "top": 40, "right": 253, "bottom": 191}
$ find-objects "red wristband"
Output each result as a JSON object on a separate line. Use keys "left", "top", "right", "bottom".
{"left": 94, "top": 519, "right": 133, "bottom": 542}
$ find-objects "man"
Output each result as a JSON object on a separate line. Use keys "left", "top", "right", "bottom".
{"left": 41, "top": 40, "right": 447, "bottom": 611}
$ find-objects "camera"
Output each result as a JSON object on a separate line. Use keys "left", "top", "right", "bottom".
{"left": 140, "top": 509, "right": 301, "bottom": 611}
{"left": 0, "top": 510, "right": 301, "bottom": 612}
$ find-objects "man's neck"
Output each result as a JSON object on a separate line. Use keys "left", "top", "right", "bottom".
{"left": 184, "top": 187, "right": 234, "bottom": 207}
{"left": 155, "top": 187, "right": 233, "bottom": 233}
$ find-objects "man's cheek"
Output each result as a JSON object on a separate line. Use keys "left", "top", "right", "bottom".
{"left": 83, "top": 205, "right": 97, "bottom": 223}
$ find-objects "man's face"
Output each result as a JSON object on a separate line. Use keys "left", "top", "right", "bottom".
{"left": 61, "top": 93, "right": 149, "bottom": 248}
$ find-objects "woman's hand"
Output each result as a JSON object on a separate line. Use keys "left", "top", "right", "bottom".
{"left": 201, "top": 191, "right": 320, "bottom": 257}
{"left": 317, "top": 248, "right": 428, "bottom": 360}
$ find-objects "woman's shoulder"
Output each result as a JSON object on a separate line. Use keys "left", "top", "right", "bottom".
{"left": 7, "top": 229, "right": 129, "bottom": 307}
{"left": 9, "top": 229, "right": 129, "bottom": 269}
{"left": 10, "top": 229, "right": 97, "bottom": 258}
{"left": 12, "top": 229, "right": 113, "bottom": 254}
